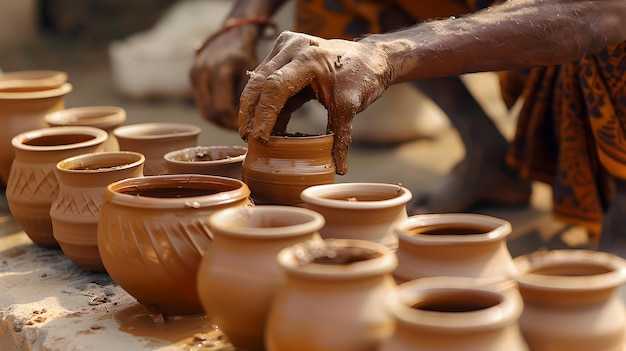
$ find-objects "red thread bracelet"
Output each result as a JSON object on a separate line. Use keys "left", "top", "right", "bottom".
{"left": 194, "top": 17, "right": 278, "bottom": 53}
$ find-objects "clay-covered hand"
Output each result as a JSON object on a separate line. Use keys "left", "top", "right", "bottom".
{"left": 238, "top": 31, "right": 393, "bottom": 175}
{"left": 190, "top": 26, "right": 259, "bottom": 130}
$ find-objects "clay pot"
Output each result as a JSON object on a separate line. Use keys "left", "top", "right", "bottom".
{"left": 266, "top": 238, "right": 398, "bottom": 351}
{"left": 380, "top": 277, "right": 528, "bottom": 351}
{"left": 0, "top": 81, "right": 73, "bottom": 185}
{"left": 6, "top": 126, "right": 108, "bottom": 247}
{"left": 97, "top": 174, "right": 252, "bottom": 316}
{"left": 393, "top": 213, "right": 516, "bottom": 284}
{"left": 242, "top": 133, "right": 335, "bottom": 205}
{"left": 113, "top": 122, "right": 201, "bottom": 176}
{"left": 197, "top": 205, "right": 325, "bottom": 351}
{"left": 45, "top": 106, "right": 127, "bottom": 151}
{"left": 164, "top": 145, "right": 247, "bottom": 180}
{"left": 0, "top": 70, "right": 68, "bottom": 91}
{"left": 50, "top": 151, "right": 145, "bottom": 272}
{"left": 513, "top": 249, "right": 626, "bottom": 351}
{"left": 300, "top": 182, "right": 412, "bottom": 248}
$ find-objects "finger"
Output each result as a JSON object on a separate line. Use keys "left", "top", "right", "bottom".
{"left": 209, "top": 63, "right": 239, "bottom": 129}
{"left": 326, "top": 110, "right": 354, "bottom": 175}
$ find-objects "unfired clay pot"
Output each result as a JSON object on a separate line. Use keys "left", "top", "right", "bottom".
{"left": 393, "top": 213, "right": 516, "bottom": 284}
{"left": 45, "top": 106, "right": 127, "bottom": 151}
{"left": 113, "top": 122, "right": 201, "bottom": 176}
{"left": 513, "top": 249, "right": 626, "bottom": 351}
{"left": 97, "top": 174, "right": 252, "bottom": 316}
{"left": 50, "top": 151, "right": 145, "bottom": 272}
{"left": 196, "top": 205, "right": 325, "bottom": 351}
{"left": 380, "top": 277, "right": 528, "bottom": 351}
{"left": 242, "top": 133, "right": 335, "bottom": 205}
{"left": 300, "top": 182, "right": 412, "bottom": 248}
{"left": 0, "top": 80, "right": 72, "bottom": 185}
{"left": 6, "top": 126, "right": 108, "bottom": 247}
{"left": 266, "top": 238, "right": 398, "bottom": 351}
{"left": 164, "top": 145, "right": 247, "bottom": 180}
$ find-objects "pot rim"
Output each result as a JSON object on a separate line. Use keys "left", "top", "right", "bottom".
{"left": 104, "top": 174, "right": 250, "bottom": 209}
{"left": 208, "top": 205, "right": 325, "bottom": 239}
{"left": 277, "top": 238, "right": 398, "bottom": 279}
{"left": 112, "top": 122, "right": 201, "bottom": 140}
{"left": 387, "top": 277, "right": 522, "bottom": 332}
{"left": 0, "top": 82, "right": 73, "bottom": 99}
{"left": 164, "top": 145, "right": 247, "bottom": 166}
{"left": 394, "top": 213, "right": 512, "bottom": 245}
{"left": 513, "top": 249, "right": 626, "bottom": 291}
{"left": 45, "top": 106, "right": 127, "bottom": 130}
{"left": 11, "top": 126, "right": 109, "bottom": 152}
{"left": 300, "top": 182, "right": 413, "bottom": 210}
{"left": 56, "top": 151, "right": 145, "bottom": 174}
{"left": 0, "top": 70, "right": 67, "bottom": 89}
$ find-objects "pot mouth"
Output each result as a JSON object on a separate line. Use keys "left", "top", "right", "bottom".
{"left": 208, "top": 205, "right": 325, "bottom": 238}
{"left": 0, "top": 70, "right": 67, "bottom": 91}
{"left": 56, "top": 151, "right": 145, "bottom": 173}
{"left": 388, "top": 277, "right": 522, "bottom": 331}
{"left": 113, "top": 122, "right": 202, "bottom": 140}
{"left": 105, "top": 174, "right": 250, "bottom": 209}
{"left": 513, "top": 249, "right": 626, "bottom": 291}
{"left": 12, "top": 126, "right": 109, "bottom": 151}
{"left": 277, "top": 238, "right": 398, "bottom": 279}
{"left": 45, "top": 106, "right": 127, "bottom": 129}
{"left": 300, "top": 182, "right": 413, "bottom": 209}
{"left": 395, "top": 213, "right": 512, "bottom": 244}
{"left": 164, "top": 145, "right": 247, "bottom": 165}
{"left": 0, "top": 82, "right": 73, "bottom": 99}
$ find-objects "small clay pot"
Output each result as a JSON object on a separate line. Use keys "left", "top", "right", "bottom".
{"left": 164, "top": 145, "right": 247, "bottom": 180}
{"left": 381, "top": 277, "right": 528, "bottom": 351}
{"left": 6, "top": 126, "right": 108, "bottom": 247}
{"left": 243, "top": 133, "right": 335, "bottom": 205}
{"left": 197, "top": 205, "right": 325, "bottom": 350}
{"left": 513, "top": 249, "right": 626, "bottom": 351}
{"left": 0, "top": 70, "right": 68, "bottom": 92}
{"left": 98, "top": 174, "right": 252, "bottom": 316}
{"left": 45, "top": 106, "right": 127, "bottom": 151}
{"left": 300, "top": 182, "right": 412, "bottom": 248}
{"left": 113, "top": 122, "right": 201, "bottom": 176}
{"left": 50, "top": 151, "right": 145, "bottom": 272}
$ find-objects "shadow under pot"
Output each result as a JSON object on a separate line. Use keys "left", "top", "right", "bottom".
{"left": 50, "top": 151, "right": 145, "bottom": 272}
{"left": 242, "top": 133, "right": 335, "bottom": 206}
{"left": 97, "top": 174, "right": 252, "bottom": 316}
{"left": 6, "top": 126, "right": 108, "bottom": 247}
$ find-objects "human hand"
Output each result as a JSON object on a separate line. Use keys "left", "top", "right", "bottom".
{"left": 238, "top": 31, "right": 393, "bottom": 174}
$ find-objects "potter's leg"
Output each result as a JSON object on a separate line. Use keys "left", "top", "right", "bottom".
{"left": 598, "top": 178, "right": 626, "bottom": 257}
{"left": 409, "top": 77, "right": 532, "bottom": 214}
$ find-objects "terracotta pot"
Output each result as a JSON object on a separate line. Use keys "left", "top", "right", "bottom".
{"left": 393, "top": 213, "right": 516, "bottom": 284}
{"left": 0, "top": 70, "right": 68, "bottom": 91}
{"left": 242, "top": 133, "right": 335, "bottom": 205}
{"left": 300, "top": 182, "right": 412, "bottom": 248}
{"left": 513, "top": 249, "right": 626, "bottom": 351}
{"left": 0, "top": 81, "right": 73, "bottom": 185}
{"left": 97, "top": 174, "right": 252, "bottom": 316}
{"left": 50, "top": 151, "right": 145, "bottom": 272}
{"left": 164, "top": 145, "right": 247, "bottom": 180}
{"left": 6, "top": 126, "right": 108, "bottom": 247}
{"left": 45, "top": 106, "right": 127, "bottom": 151}
{"left": 113, "top": 122, "right": 201, "bottom": 176}
{"left": 266, "top": 238, "right": 398, "bottom": 351}
{"left": 381, "top": 277, "right": 528, "bottom": 351}
{"left": 197, "top": 205, "right": 324, "bottom": 351}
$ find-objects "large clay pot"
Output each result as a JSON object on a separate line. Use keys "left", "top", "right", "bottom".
{"left": 242, "top": 133, "right": 335, "bottom": 205}
{"left": 266, "top": 238, "right": 398, "bottom": 351}
{"left": 300, "top": 182, "right": 412, "bottom": 248}
{"left": 380, "top": 277, "right": 528, "bottom": 351}
{"left": 164, "top": 145, "right": 247, "bottom": 180}
{"left": 197, "top": 205, "right": 325, "bottom": 351}
{"left": 393, "top": 213, "right": 516, "bottom": 284}
{"left": 45, "top": 106, "right": 127, "bottom": 152}
{"left": 50, "top": 151, "right": 145, "bottom": 272}
{"left": 6, "top": 126, "right": 108, "bottom": 247}
{"left": 513, "top": 249, "right": 626, "bottom": 351}
{"left": 113, "top": 122, "right": 201, "bottom": 176}
{"left": 0, "top": 80, "right": 72, "bottom": 184}
{"left": 97, "top": 174, "right": 252, "bottom": 316}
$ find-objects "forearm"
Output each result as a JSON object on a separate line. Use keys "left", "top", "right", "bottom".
{"left": 367, "top": 0, "right": 626, "bottom": 83}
